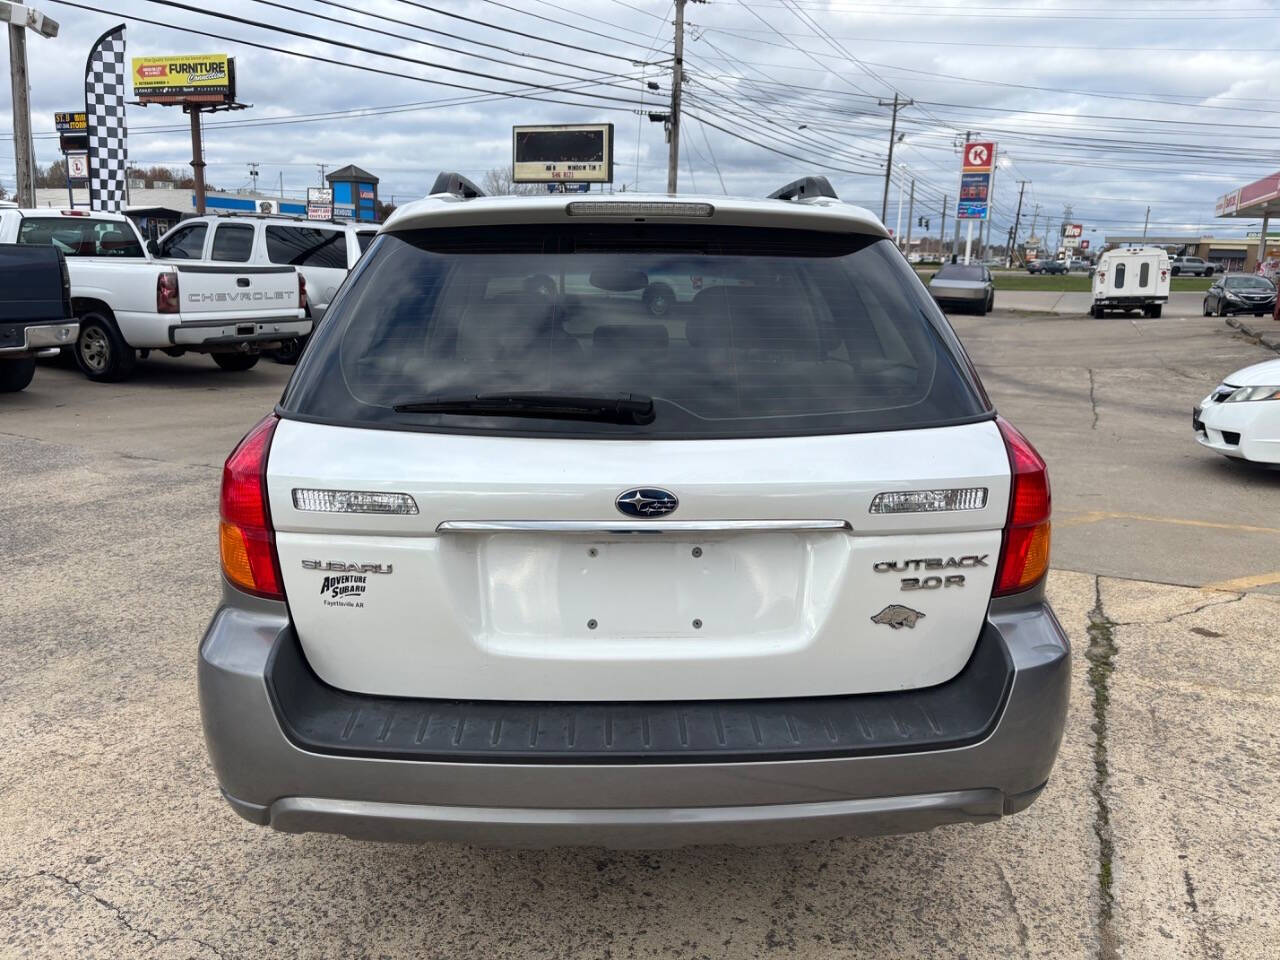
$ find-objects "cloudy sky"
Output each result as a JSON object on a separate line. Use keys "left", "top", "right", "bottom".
{"left": 3, "top": 0, "right": 1278, "bottom": 244}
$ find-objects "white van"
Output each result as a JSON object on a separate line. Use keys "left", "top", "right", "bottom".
{"left": 154, "top": 215, "right": 378, "bottom": 322}
{"left": 1090, "top": 247, "right": 1170, "bottom": 318}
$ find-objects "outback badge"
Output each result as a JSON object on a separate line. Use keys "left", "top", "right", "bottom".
{"left": 871, "top": 604, "right": 926, "bottom": 630}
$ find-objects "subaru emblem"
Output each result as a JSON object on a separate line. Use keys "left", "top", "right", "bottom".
{"left": 615, "top": 488, "right": 679, "bottom": 518}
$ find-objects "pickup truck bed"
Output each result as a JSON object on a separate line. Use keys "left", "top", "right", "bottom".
{"left": 0, "top": 244, "right": 78, "bottom": 393}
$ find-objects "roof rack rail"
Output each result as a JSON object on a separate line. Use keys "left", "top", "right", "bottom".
{"left": 767, "top": 176, "right": 838, "bottom": 202}
{"left": 429, "top": 172, "right": 486, "bottom": 199}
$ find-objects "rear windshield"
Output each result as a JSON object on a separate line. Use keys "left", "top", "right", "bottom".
{"left": 281, "top": 225, "right": 990, "bottom": 439}
{"left": 265, "top": 225, "right": 347, "bottom": 269}
{"left": 936, "top": 264, "right": 984, "bottom": 281}
{"left": 17, "top": 217, "right": 143, "bottom": 258}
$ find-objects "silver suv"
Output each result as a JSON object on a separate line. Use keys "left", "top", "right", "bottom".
{"left": 199, "top": 174, "right": 1069, "bottom": 847}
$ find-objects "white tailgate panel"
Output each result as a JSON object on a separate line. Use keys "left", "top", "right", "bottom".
{"left": 269, "top": 419, "right": 1011, "bottom": 701}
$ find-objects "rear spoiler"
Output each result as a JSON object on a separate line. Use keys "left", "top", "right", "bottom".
{"left": 429, "top": 172, "right": 486, "bottom": 200}
{"left": 768, "top": 176, "right": 838, "bottom": 201}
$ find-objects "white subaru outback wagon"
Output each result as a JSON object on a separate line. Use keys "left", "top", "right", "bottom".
{"left": 200, "top": 174, "right": 1068, "bottom": 848}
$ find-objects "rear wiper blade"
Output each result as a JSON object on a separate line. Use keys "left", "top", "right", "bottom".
{"left": 393, "top": 392, "right": 655, "bottom": 425}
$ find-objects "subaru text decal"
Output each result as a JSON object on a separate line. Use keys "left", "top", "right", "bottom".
{"left": 615, "top": 488, "right": 679, "bottom": 518}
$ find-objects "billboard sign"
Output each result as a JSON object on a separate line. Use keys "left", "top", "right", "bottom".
{"left": 307, "top": 187, "right": 334, "bottom": 221}
{"left": 1215, "top": 189, "right": 1240, "bottom": 217}
{"left": 1080, "top": 239, "right": 1090, "bottom": 250}
{"left": 1063, "top": 223, "right": 1083, "bottom": 239}
{"left": 513, "top": 123, "right": 614, "bottom": 183}
{"left": 957, "top": 172, "right": 991, "bottom": 220}
{"left": 55, "top": 111, "right": 86, "bottom": 133}
{"left": 132, "top": 54, "right": 233, "bottom": 103}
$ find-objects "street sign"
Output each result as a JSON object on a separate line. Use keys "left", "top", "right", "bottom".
{"left": 513, "top": 123, "right": 614, "bottom": 183}
{"left": 1080, "top": 239, "right": 1090, "bottom": 250}
{"left": 545, "top": 182, "right": 590, "bottom": 193}
{"left": 66, "top": 152, "right": 89, "bottom": 182}
{"left": 306, "top": 187, "right": 333, "bottom": 220}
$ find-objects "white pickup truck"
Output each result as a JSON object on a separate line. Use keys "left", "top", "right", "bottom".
{"left": 0, "top": 208, "right": 310, "bottom": 381}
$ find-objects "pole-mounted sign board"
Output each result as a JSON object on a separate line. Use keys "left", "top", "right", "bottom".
{"left": 513, "top": 123, "right": 614, "bottom": 183}
{"left": 957, "top": 141, "right": 997, "bottom": 221}
{"left": 132, "top": 54, "right": 233, "bottom": 104}
{"left": 307, "top": 187, "right": 333, "bottom": 221}
{"left": 54, "top": 111, "right": 86, "bottom": 132}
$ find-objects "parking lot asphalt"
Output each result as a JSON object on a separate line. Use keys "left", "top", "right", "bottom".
{"left": 2, "top": 313, "right": 1278, "bottom": 959}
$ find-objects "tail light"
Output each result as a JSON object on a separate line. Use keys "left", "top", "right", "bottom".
{"left": 994, "top": 418, "right": 1051, "bottom": 596}
{"left": 219, "top": 414, "right": 284, "bottom": 600}
{"left": 157, "top": 272, "right": 179, "bottom": 314}
{"left": 297, "top": 272, "right": 307, "bottom": 311}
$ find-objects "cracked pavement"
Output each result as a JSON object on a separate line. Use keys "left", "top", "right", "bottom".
{"left": 2, "top": 312, "right": 1279, "bottom": 958}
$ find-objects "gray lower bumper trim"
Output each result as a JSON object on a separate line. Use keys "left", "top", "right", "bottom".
{"left": 259, "top": 788, "right": 1004, "bottom": 848}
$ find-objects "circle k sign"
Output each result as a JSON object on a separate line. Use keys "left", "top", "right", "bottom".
{"left": 963, "top": 141, "right": 997, "bottom": 171}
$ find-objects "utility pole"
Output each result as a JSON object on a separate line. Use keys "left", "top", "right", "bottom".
{"left": 667, "top": 0, "right": 691, "bottom": 194}
{"left": 3, "top": 3, "right": 59, "bottom": 208}
{"left": 248, "top": 162, "right": 259, "bottom": 194}
{"left": 894, "top": 168, "right": 905, "bottom": 247}
{"left": 1008, "top": 179, "right": 1028, "bottom": 267}
{"left": 951, "top": 130, "right": 976, "bottom": 259}
{"left": 904, "top": 178, "right": 915, "bottom": 255}
{"left": 878, "top": 93, "right": 913, "bottom": 223}
{"left": 1142, "top": 205, "right": 1150, "bottom": 240}
{"left": 317, "top": 163, "right": 328, "bottom": 187}
{"left": 940, "top": 194, "right": 949, "bottom": 260}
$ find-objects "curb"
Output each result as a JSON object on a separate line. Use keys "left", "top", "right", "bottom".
{"left": 1224, "top": 316, "right": 1280, "bottom": 354}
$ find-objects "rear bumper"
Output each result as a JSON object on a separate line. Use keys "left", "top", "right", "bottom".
{"left": 169, "top": 317, "right": 311, "bottom": 348}
{"left": 1094, "top": 296, "right": 1167, "bottom": 306}
{"left": 199, "top": 593, "right": 1070, "bottom": 847}
{"left": 0, "top": 320, "right": 79, "bottom": 357}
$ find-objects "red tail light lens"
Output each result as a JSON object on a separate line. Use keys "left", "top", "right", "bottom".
{"left": 157, "top": 272, "right": 179, "bottom": 314}
{"left": 298, "top": 273, "right": 307, "bottom": 311}
{"left": 219, "top": 414, "right": 283, "bottom": 599}
{"left": 994, "top": 417, "right": 1051, "bottom": 596}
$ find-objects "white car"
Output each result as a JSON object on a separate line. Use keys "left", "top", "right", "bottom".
{"left": 198, "top": 174, "right": 1069, "bottom": 848}
{"left": 0, "top": 207, "right": 309, "bottom": 381}
{"left": 1194, "top": 357, "right": 1280, "bottom": 465}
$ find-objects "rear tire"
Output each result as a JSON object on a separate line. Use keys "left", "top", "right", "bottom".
{"left": 75, "top": 311, "right": 136, "bottom": 383}
{"left": 266, "top": 334, "right": 308, "bottom": 365}
{"left": 1147, "top": 304, "right": 1162, "bottom": 319}
{"left": 1171, "top": 266, "right": 1181, "bottom": 276}
{"left": 212, "top": 352, "right": 260, "bottom": 372}
{"left": 0, "top": 357, "right": 36, "bottom": 393}
{"left": 1203, "top": 299, "right": 1211, "bottom": 316}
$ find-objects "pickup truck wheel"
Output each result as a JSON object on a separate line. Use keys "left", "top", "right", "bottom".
{"left": 75, "top": 313, "right": 136, "bottom": 383}
{"left": 0, "top": 357, "right": 36, "bottom": 393}
{"left": 212, "top": 352, "right": 259, "bottom": 372}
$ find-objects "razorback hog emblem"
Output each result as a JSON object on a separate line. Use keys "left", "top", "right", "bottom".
{"left": 871, "top": 605, "right": 926, "bottom": 630}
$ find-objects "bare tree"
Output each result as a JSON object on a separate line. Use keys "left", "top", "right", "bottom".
{"left": 481, "top": 165, "right": 541, "bottom": 197}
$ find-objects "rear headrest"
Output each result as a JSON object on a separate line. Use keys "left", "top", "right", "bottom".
{"left": 592, "top": 323, "right": 669, "bottom": 353}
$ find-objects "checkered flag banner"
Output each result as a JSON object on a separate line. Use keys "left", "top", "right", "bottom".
{"left": 84, "top": 25, "right": 128, "bottom": 212}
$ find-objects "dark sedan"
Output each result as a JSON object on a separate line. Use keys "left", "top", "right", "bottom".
{"left": 1202, "top": 275, "right": 1276, "bottom": 317}
{"left": 1028, "top": 259, "right": 1068, "bottom": 275}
